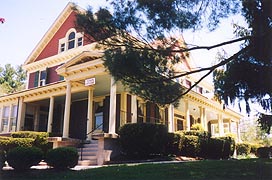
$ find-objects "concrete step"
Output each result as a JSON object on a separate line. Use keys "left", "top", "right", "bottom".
{"left": 78, "top": 159, "right": 97, "bottom": 166}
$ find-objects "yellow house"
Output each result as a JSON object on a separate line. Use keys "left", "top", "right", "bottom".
{"left": 0, "top": 3, "right": 242, "bottom": 165}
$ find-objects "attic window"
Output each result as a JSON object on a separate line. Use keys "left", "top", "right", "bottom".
{"left": 58, "top": 28, "right": 84, "bottom": 53}
{"left": 68, "top": 32, "right": 75, "bottom": 49}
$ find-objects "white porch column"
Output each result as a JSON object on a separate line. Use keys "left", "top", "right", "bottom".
{"left": 131, "top": 95, "right": 137, "bottom": 123}
{"left": 108, "top": 76, "right": 116, "bottom": 134}
{"left": 199, "top": 106, "right": 207, "bottom": 130}
{"left": 7, "top": 104, "right": 12, "bottom": 132}
{"left": 237, "top": 122, "right": 241, "bottom": 142}
{"left": 168, "top": 104, "right": 175, "bottom": 132}
{"left": 185, "top": 100, "right": 190, "bottom": 131}
{"left": 16, "top": 97, "right": 26, "bottom": 131}
{"left": 218, "top": 114, "right": 224, "bottom": 136}
{"left": 47, "top": 96, "right": 55, "bottom": 133}
{"left": 87, "top": 88, "right": 94, "bottom": 139}
{"left": 202, "top": 108, "right": 207, "bottom": 131}
{"left": 63, "top": 81, "right": 72, "bottom": 138}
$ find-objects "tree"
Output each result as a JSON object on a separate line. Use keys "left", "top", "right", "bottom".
{"left": 0, "top": 64, "right": 26, "bottom": 95}
{"left": 75, "top": 0, "right": 271, "bottom": 113}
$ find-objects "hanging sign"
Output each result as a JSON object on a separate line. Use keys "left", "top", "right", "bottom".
{"left": 85, "top": 78, "right": 96, "bottom": 86}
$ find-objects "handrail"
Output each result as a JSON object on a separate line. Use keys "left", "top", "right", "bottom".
{"left": 86, "top": 123, "right": 103, "bottom": 136}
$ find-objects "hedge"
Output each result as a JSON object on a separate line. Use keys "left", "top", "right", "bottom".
{"left": 236, "top": 142, "right": 251, "bottom": 156}
{"left": 257, "top": 147, "right": 271, "bottom": 158}
{"left": 0, "top": 150, "right": 6, "bottom": 170}
{"left": 7, "top": 146, "right": 43, "bottom": 171}
{"left": 119, "top": 123, "right": 168, "bottom": 158}
{"left": 0, "top": 137, "right": 35, "bottom": 151}
{"left": 165, "top": 132, "right": 182, "bottom": 155}
{"left": 46, "top": 147, "right": 78, "bottom": 170}
{"left": 181, "top": 135, "right": 200, "bottom": 157}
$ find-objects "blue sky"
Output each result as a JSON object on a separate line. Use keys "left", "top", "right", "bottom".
{"left": 0, "top": 0, "right": 246, "bottom": 69}
{"left": 0, "top": 0, "right": 107, "bottom": 66}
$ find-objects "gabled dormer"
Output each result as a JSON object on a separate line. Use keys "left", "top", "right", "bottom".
{"left": 23, "top": 3, "right": 97, "bottom": 89}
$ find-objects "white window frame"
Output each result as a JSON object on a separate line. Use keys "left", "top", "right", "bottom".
{"left": 58, "top": 28, "right": 84, "bottom": 53}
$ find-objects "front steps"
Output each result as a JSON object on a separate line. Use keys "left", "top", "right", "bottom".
{"left": 78, "top": 140, "right": 99, "bottom": 166}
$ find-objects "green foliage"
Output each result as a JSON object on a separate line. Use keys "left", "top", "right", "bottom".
{"left": 257, "top": 147, "right": 271, "bottom": 158}
{"left": 46, "top": 147, "right": 79, "bottom": 170}
{"left": 0, "top": 150, "right": 6, "bottom": 170}
{"left": 119, "top": 123, "right": 168, "bottom": 158}
{"left": 250, "top": 143, "right": 260, "bottom": 155}
{"left": 191, "top": 123, "right": 204, "bottom": 131}
{"left": 236, "top": 142, "right": 251, "bottom": 156}
{"left": 7, "top": 146, "right": 43, "bottom": 171}
{"left": 0, "top": 64, "right": 26, "bottom": 94}
{"left": 0, "top": 137, "right": 35, "bottom": 151}
{"left": 104, "top": 47, "right": 184, "bottom": 106}
{"left": 257, "top": 114, "right": 272, "bottom": 134}
{"left": 11, "top": 131, "right": 49, "bottom": 150}
{"left": 180, "top": 135, "right": 200, "bottom": 157}
{"left": 165, "top": 132, "right": 182, "bottom": 155}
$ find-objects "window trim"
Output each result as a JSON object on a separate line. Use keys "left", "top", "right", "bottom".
{"left": 58, "top": 28, "right": 84, "bottom": 53}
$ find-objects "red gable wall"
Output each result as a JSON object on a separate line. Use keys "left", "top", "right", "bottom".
{"left": 35, "top": 11, "right": 92, "bottom": 62}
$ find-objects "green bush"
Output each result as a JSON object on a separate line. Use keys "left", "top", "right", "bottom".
{"left": 206, "top": 138, "right": 225, "bottom": 159}
{"left": 0, "top": 137, "right": 35, "bottom": 151}
{"left": 165, "top": 132, "right": 182, "bottom": 155}
{"left": 119, "top": 123, "right": 168, "bottom": 158}
{"left": 181, "top": 135, "right": 200, "bottom": 157}
{"left": 11, "top": 131, "right": 48, "bottom": 148}
{"left": 0, "top": 150, "right": 6, "bottom": 170}
{"left": 236, "top": 143, "right": 251, "bottom": 156}
{"left": 257, "top": 147, "right": 271, "bottom": 158}
{"left": 220, "top": 136, "right": 236, "bottom": 159}
{"left": 191, "top": 123, "right": 204, "bottom": 131}
{"left": 250, "top": 143, "right": 260, "bottom": 155}
{"left": 7, "top": 147, "right": 43, "bottom": 171}
{"left": 46, "top": 147, "right": 78, "bottom": 170}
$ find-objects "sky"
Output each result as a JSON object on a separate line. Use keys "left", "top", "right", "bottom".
{"left": 0, "top": 0, "right": 247, "bottom": 68}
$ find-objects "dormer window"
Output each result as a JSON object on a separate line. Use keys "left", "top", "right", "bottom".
{"left": 68, "top": 32, "right": 75, "bottom": 49}
{"left": 59, "top": 28, "right": 83, "bottom": 53}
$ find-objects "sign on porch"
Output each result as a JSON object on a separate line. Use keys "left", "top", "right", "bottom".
{"left": 85, "top": 78, "right": 96, "bottom": 86}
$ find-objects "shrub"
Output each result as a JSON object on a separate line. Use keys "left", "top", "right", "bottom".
{"left": 206, "top": 138, "right": 225, "bottom": 159}
{"left": 250, "top": 144, "right": 260, "bottom": 155}
{"left": 236, "top": 143, "right": 251, "bottom": 156}
{"left": 257, "top": 147, "right": 271, "bottom": 158}
{"left": 165, "top": 132, "right": 182, "bottom": 155}
{"left": 181, "top": 135, "right": 200, "bottom": 157}
{"left": 0, "top": 137, "right": 35, "bottom": 151}
{"left": 119, "top": 123, "right": 168, "bottom": 158}
{"left": 0, "top": 150, "right": 6, "bottom": 170}
{"left": 191, "top": 123, "right": 204, "bottom": 131}
{"left": 46, "top": 147, "right": 78, "bottom": 170}
{"left": 12, "top": 131, "right": 48, "bottom": 148}
{"left": 7, "top": 147, "right": 43, "bottom": 171}
{"left": 220, "top": 136, "right": 236, "bottom": 159}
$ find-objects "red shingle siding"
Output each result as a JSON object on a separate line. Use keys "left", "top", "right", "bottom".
{"left": 28, "top": 72, "right": 36, "bottom": 89}
{"left": 47, "top": 65, "right": 61, "bottom": 84}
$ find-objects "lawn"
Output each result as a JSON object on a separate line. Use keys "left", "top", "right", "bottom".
{"left": 1, "top": 159, "right": 272, "bottom": 180}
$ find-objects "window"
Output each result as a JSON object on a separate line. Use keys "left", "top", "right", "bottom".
{"left": 2, "top": 106, "right": 9, "bottom": 132}
{"left": 185, "top": 80, "right": 191, "bottom": 88}
{"left": 68, "top": 32, "right": 75, "bottom": 49}
{"left": 10, "top": 105, "right": 18, "bottom": 132}
{"left": 77, "top": 37, "right": 83, "bottom": 47}
{"left": 60, "top": 43, "right": 65, "bottom": 52}
{"left": 58, "top": 29, "right": 84, "bottom": 53}
{"left": 33, "top": 70, "right": 47, "bottom": 88}
{"left": 211, "top": 124, "right": 219, "bottom": 136}
{"left": 223, "top": 123, "right": 229, "bottom": 134}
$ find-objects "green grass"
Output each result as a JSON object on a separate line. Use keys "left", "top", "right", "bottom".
{"left": 1, "top": 159, "right": 272, "bottom": 180}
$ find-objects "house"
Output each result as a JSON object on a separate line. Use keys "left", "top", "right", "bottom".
{"left": 0, "top": 3, "right": 242, "bottom": 165}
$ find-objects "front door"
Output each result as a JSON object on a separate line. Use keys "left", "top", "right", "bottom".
{"left": 69, "top": 100, "right": 87, "bottom": 139}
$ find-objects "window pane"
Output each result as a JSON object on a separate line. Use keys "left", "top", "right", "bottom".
{"left": 78, "top": 37, "right": 83, "bottom": 46}
{"left": 60, "top": 43, "right": 65, "bottom": 52}
{"left": 68, "top": 32, "right": 75, "bottom": 40}
{"left": 68, "top": 40, "right": 75, "bottom": 49}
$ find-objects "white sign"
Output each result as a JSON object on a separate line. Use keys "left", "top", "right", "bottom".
{"left": 85, "top": 78, "right": 96, "bottom": 86}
